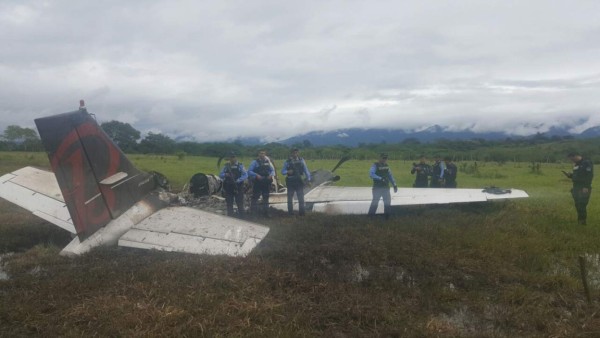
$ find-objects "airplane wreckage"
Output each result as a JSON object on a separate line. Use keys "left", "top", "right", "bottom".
{"left": 0, "top": 105, "right": 529, "bottom": 257}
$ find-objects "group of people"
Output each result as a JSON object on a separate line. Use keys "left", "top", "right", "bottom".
{"left": 367, "top": 151, "right": 594, "bottom": 224}
{"left": 218, "top": 149, "right": 593, "bottom": 226}
{"left": 410, "top": 155, "right": 458, "bottom": 188}
{"left": 219, "top": 148, "right": 311, "bottom": 218}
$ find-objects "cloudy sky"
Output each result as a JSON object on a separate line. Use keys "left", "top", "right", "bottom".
{"left": 1, "top": 0, "right": 599, "bottom": 142}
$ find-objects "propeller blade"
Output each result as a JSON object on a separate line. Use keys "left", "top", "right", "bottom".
{"left": 331, "top": 156, "right": 351, "bottom": 172}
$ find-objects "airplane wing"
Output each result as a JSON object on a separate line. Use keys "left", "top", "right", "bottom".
{"left": 304, "top": 185, "right": 529, "bottom": 214}
{"left": 0, "top": 166, "right": 76, "bottom": 233}
{"left": 118, "top": 207, "right": 269, "bottom": 257}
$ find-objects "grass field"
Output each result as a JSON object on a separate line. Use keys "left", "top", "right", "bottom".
{"left": 1, "top": 152, "right": 599, "bottom": 337}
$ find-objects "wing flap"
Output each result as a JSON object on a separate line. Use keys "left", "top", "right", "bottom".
{"left": 0, "top": 167, "right": 75, "bottom": 233}
{"left": 118, "top": 207, "right": 269, "bottom": 257}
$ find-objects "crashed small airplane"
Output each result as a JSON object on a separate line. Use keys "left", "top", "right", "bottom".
{"left": 0, "top": 104, "right": 529, "bottom": 257}
{"left": 0, "top": 104, "right": 268, "bottom": 257}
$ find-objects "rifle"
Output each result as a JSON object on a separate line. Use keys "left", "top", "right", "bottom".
{"left": 561, "top": 170, "right": 573, "bottom": 179}
{"left": 221, "top": 160, "right": 240, "bottom": 194}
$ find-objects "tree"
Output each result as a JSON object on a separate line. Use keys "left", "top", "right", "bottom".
{"left": 100, "top": 120, "right": 141, "bottom": 153}
{"left": 139, "top": 132, "right": 176, "bottom": 154}
{"left": 3, "top": 125, "right": 38, "bottom": 142}
{"left": 2, "top": 125, "right": 41, "bottom": 151}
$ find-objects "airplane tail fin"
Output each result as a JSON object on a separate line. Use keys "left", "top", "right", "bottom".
{"left": 35, "top": 108, "right": 158, "bottom": 240}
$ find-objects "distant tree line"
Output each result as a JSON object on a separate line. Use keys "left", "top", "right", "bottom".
{"left": 1, "top": 121, "right": 598, "bottom": 163}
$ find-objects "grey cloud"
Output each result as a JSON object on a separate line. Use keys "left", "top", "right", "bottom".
{"left": 0, "top": 1, "right": 599, "bottom": 141}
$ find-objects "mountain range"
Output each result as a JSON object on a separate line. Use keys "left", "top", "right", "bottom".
{"left": 261, "top": 124, "right": 600, "bottom": 147}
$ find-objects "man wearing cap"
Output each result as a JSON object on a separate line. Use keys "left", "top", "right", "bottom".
{"left": 564, "top": 152, "right": 594, "bottom": 225}
{"left": 368, "top": 153, "right": 398, "bottom": 219}
{"left": 248, "top": 150, "right": 275, "bottom": 216}
{"left": 282, "top": 148, "right": 312, "bottom": 216}
{"left": 219, "top": 152, "right": 248, "bottom": 218}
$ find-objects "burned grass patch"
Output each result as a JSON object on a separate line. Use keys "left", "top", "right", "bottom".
{"left": 0, "top": 202, "right": 72, "bottom": 254}
{"left": 1, "top": 200, "right": 600, "bottom": 335}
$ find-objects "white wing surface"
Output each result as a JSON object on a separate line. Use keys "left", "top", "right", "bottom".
{"left": 118, "top": 207, "right": 270, "bottom": 257}
{"left": 0, "top": 166, "right": 75, "bottom": 233}
{"left": 306, "top": 186, "right": 529, "bottom": 215}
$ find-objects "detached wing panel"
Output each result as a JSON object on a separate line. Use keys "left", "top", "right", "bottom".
{"left": 118, "top": 207, "right": 269, "bottom": 257}
{"left": 306, "top": 186, "right": 528, "bottom": 215}
{"left": 0, "top": 167, "right": 75, "bottom": 233}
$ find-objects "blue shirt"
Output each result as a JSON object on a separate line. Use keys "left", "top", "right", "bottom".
{"left": 369, "top": 162, "right": 397, "bottom": 186}
{"left": 282, "top": 157, "right": 311, "bottom": 181}
{"left": 248, "top": 158, "right": 275, "bottom": 179}
{"left": 438, "top": 161, "right": 446, "bottom": 179}
{"left": 219, "top": 162, "right": 248, "bottom": 184}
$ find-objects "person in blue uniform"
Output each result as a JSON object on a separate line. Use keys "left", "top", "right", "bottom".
{"left": 411, "top": 155, "right": 431, "bottom": 187}
{"left": 282, "top": 148, "right": 311, "bottom": 216}
{"left": 219, "top": 152, "right": 248, "bottom": 218}
{"left": 430, "top": 155, "right": 446, "bottom": 188}
{"left": 443, "top": 156, "right": 458, "bottom": 188}
{"left": 368, "top": 153, "right": 398, "bottom": 219}
{"left": 564, "top": 152, "right": 594, "bottom": 225}
{"left": 248, "top": 150, "right": 275, "bottom": 216}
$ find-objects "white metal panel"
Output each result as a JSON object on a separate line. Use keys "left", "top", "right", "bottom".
{"left": 390, "top": 188, "right": 487, "bottom": 205}
{"left": 60, "top": 198, "right": 160, "bottom": 256}
{"left": 306, "top": 186, "right": 486, "bottom": 204}
{"left": 312, "top": 201, "right": 380, "bottom": 215}
{"left": 32, "top": 211, "right": 76, "bottom": 232}
{"left": 306, "top": 186, "right": 529, "bottom": 214}
{"left": 99, "top": 171, "right": 128, "bottom": 185}
{"left": 5, "top": 167, "right": 64, "bottom": 202}
{"left": 117, "top": 207, "right": 269, "bottom": 257}
{"left": 118, "top": 229, "right": 260, "bottom": 257}
{"left": 305, "top": 186, "right": 374, "bottom": 202}
{"left": 307, "top": 186, "right": 527, "bottom": 204}
{"left": 0, "top": 168, "right": 75, "bottom": 234}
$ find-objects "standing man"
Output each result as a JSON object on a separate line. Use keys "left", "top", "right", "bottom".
{"left": 411, "top": 155, "right": 431, "bottom": 187}
{"left": 564, "top": 152, "right": 594, "bottom": 225}
{"left": 444, "top": 157, "right": 458, "bottom": 188}
{"left": 248, "top": 150, "right": 275, "bottom": 216}
{"left": 219, "top": 152, "right": 247, "bottom": 218}
{"left": 430, "top": 155, "right": 446, "bottom": 188}
{"left": 282, "top": 148, "right": 311, "bottom": 216}
{"left": 368, "top": 153, "right": 398, "bottom": 219}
